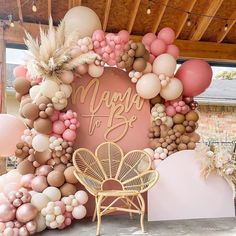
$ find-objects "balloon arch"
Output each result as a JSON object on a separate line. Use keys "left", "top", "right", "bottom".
{"left": 0, "top": 6, "right": 212, "bottom": 236}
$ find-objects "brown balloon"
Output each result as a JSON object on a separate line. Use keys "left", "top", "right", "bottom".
{"left": 185, "top": 111, "right": 199, "bottom": 122}
{"left": 34, "top": 150, "right": 52, "bottom": 164}
{"left": 47, "top": 170, "right": 65, "bottom": 187}
{"left": 188, "top": 142, "right": 196, "bottom": 149}
{"left": 60, "top": 183, "right": 77, "bottom": 197}
{"left": 54, "top": 163, "right": 67, "bottom": 172}
{"left": 135, "top": 43, "right": 146, "bottom": 57}
{"left": 150, "top": 95, "right": 162, "bottom": 105}
{"left": 34, "top": 118, "right": 52, "bottom": 134}
{"left": 17, "top": 159, "right": 35, "bottom": 175}
{"left": 178, "top": 143, "right": 187, "bottom": 151}
{"left": 173, "top": 114, "right": 185, "bottom": 124}
{"left": 173, "top": 124, "right": 186, "bottom": 134}
{"left": 15, "top": 93, "right": 23, "bottom": 102}
{"left": 133, "top": 58, "right": 147, "bottom": 72}
{"left": 13, "top": 77, "right": 31, "bottom": 95}
{"left": 21, "top": 103, "right": 40, "bottom": 120}
{"left": 64, "top": 166, "right": 78, "bottom": 184}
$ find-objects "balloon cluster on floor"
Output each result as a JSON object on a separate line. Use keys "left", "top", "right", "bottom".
{"left": 0, "top": 5, "right": 212, "bottom": 235}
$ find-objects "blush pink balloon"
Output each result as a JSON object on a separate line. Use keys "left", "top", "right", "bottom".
{"left": 16, "top": 203, "right": 38, "bottom": 223}
{"left": 31, "top": 176, "right": 48, "bottom": 192}
{"left": 62, "top": 129, "right": 76, "bottom": 142}
{"left": 118, "top": 30, "right": 129, "bottom": 43}
{"left": 0, "top": 114, "right": 27, "bottom": 157}
{"left": 0, "top": 203, "right": 16, "bottom": 222}
{"left": 36, "top": 165, "right": 52, "bottom": 176}
{"left": 52, "top": 120, "right": 66, "bottom": 135}
{"left": 55, "top": 201, "right": 66, "bottom": 214}
{"left": 0, "top": 193, "right": 8, "bottom": 204}
{"left": 3, "top": 183, "right": 20, "bottom": 196}
{"left": 157, "top": 27, "right": 175, "bottom": 45}
{"left": 142, "top": 33, "right": 156, "bottom": 47}
{"left": 25, "top": 220, "right": 37, "bottom": 233}
{"left": 20, "top": 174, "right": 35, "bottom": 189}
{"left": 13, "top": 66, "right": 27, "bottom": 78}
{"left": 175, "top": 59, "right": 212, "bottom": 97}
{"left": 77, "top": 64, "right": 88, "bottom": 75}
{"left": 149, "top": 54, "right": 155, "bottom": 64}
{"left": 165, "top": 106, "right": 176, "bottom": 117}
{"left": 150, "top": 39, "right": 167, "bottom": 56}
{"left": 167, "top": 44, "right": 179, "bottom": 59}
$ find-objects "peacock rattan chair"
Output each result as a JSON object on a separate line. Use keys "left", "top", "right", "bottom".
{"left": 73, "top": 142, "right": 159, "bottom": 235}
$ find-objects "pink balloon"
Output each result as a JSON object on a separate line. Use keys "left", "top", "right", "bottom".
{"left": 149, "top": 54, "right": 155, "bottom": 64}
{"left": 175, "top": 59, "right": 212, "bottom": 97}
{"left": 62, "top": 129, "right": 76, "bottom": 142}
{"left": 0, "top": 203, "right": 16, "bottom": 222}
{"left": 167, "top": 44, "right": 179, "bottom": 59}
{"left": 118, "top": 30, "right": 129, "bottom": 43}
{"left": 0, "top": 193, "right": 8, "bottom": 204}
{"left": 77, "top": 64, "right": 88, "bottom": 75}
{"left": 142, "top": 33, "right": 156, "bottom": 47}
{"left": 0, "top": 115, "right": 27, "bottom": 156}
{"left": 36, "top": 165, "right": 52, "bottom": 176}
{"left": 20, "top": 174, "right": 34, "bottom": 189}
{"left": 52, "top": 120, "right": 66, "bottom": 135}
{"left": 16, "top": 203, "right": 38, "bottom": 223}
{"left": 3, "top": 183, "right": 20, "bottom": 196}
{"left": 150, "top": 39, "right": 167, "bottom": 56}
{"left": 165, "top": 106, "right": 176, "bottom": 117}
{"left": 31, "top": 176, "right": 48, "bottom": 192}
{"left": 157, "top": 27, "right": 175, "bottom": 45}
{"left": 55, "top": 201, "right": 66, "bottom": 214}
{"left": 13, "top": 66, "right": 27, "bottom": 78}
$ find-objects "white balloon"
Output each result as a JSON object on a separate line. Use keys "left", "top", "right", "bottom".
{"left": 88, "top": 64, "right": 104, "bottom": 78}
{"left": 72, "top": 205, "right": 87, "bottom": 219}
{"left": 35, "top": 213, "right": 47, "bottom": 233}
{"left": 153, "top": 53, "right": 176, "bottom": 77}
{"left": 29, "top": 85, "right": 41, "bottom": 99}
{"left": 136, "top": 73, "right": 161, "bottom": 99}
{"left": 43, "top": 187, "right": 61, "bottom": 202}
{"left": 31, "top": 193, "right": 50, "bottom": 210}
{"left": 53, "top": 101, "right": 68, "bottom": 111}
{"left": 6, "top": 169, "right": 22, "bottom": 183}
{"left": 63, "top": 6, "right": 102, "bottom": 40}
{"left": 160, "top": 78, "right": 183, "bottom": 100}
{"left": 164, "top": 116, "right": 174, "bottom": 128}
{"left": 40, "top": 80, "right": 60, "bottom": 99}
{"left": 32, "top": 134, "right": 49, "bottom": 152}
{"left": 75, "top": 191, "right": 88, "bottom": 205}
{"left": 60, "top": 84, "right": 72, "bottom": 98}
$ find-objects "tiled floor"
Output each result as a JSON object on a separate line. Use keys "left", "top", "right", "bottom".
{"left": 37, "top": 216, "right": 236, "bottom": 236}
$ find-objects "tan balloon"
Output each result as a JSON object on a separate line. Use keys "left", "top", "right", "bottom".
{"left": 64, "top": 166, "right": 78, "bottom": 184}
{"left": 34, "top": 118, "right": 52, "bottom": 135}
{"left": 35, "top": 96, "right": 51, "bottom": 106}
{"left": 185, "top": 111, "right": 199, "bottom": 122}
{"left": 13, "top": 77, "right": 31, "bottom": 95}
{"left": 133, "top": 58, "right": 147, "bottom": 72}
{"left": 54, "top": 164, "right": 67, "bottom": 172}
{"left": 63, "top": 6, "right": 101, "bottom": 39}
{"left": 17, "top": 160, "right": 35, "bottom": 175}
{"left": 60, "top": 183, "right": 77, "bottom": 197}
{"left": 47, "top": 170, "right": 65, "bottom": 187}
{"left": 34, "top": 150, "right": 52, "bottom": 165}
{"left": 21, "top": 103, "right": 39, "bottom": 121}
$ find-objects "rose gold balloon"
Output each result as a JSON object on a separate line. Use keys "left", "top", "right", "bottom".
{"left": 26, "top": 220, "right": 37, "bottom": 233}
{"left": 0, "top": 203, "right": 16, "bottom": 222}
{"left": 31, "top": 176, "right": 48, "bottom": 192}
{"left": 19, "top": 226, "right": 28, "bottom": 236}
{"left": 35, "top": 165, "right": 52, "bottom": 176}
{"left": 20, "top": 174, "right": 34, "bottom": 189}
{"left": 16, "top": 203, "right": 38, "bottom": 223}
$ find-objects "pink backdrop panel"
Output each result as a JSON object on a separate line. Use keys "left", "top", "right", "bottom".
{"left": 148, "top": 150, "right": 235, "bottom": 221}
{"left": 68, "top": 67, "right": 150, "bottom": 152}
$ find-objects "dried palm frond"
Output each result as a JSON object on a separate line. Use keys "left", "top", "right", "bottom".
{"left": 24, "top": 17, "right": 98, "bottom": 82}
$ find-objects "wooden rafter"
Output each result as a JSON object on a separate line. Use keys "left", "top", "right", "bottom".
{"left": 175, "top": 0, "right": 197, "bottom": 38}
{"left": 152, "top": 0, "right": 169, "bottom": 33}
{"left": 217, "top": 10, "right": 236, "bottom": 43}
{"left": 127, "top": 0, "right": 141, "bottom": 33}
{"left": 48, "top": 0, "right": 52, "bottom": 18}
{"left": 189, "top": 0, "right": 224, "bottom": 41}
{"left": 103, "top": 0, "right": 112, "bottom": 31}
{"left": 16, "top": 0, "right": 23, "bottom": 22}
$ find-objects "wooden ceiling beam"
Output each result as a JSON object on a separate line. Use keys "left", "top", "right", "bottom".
{"left": 3, "top": 22, "right": 236, "bottom": 62}
{"left": 217, "top": 10, "right": 236, "bottom": 43}
{"left": 152, "top": 0, "right": 169, "bottom": 33}
{"left": 48, "top": 0, "right": 52, "bottom": 18}
{"left": 16, "top": 0, "right": 23, "bottom": 22}
{"left": 103, "top": 0, "right": 112, "bottom": 31}
{"left": 127, "top": 0, "right": 141, "bottom": 33}
{"left": 189, "top": 0, "right": 224, "bottom": 41}
{"left": 175, "top": 0, "right": 197, "bottom": 38}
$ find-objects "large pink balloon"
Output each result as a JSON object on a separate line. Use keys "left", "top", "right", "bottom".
{"left": 157, "top": 27, "right": 175, "bottom": 45}
{"left": 175, "top": 59, "right": 212, "bottom": 97}
{"left": 0, "top": 114, "right": 27, "bottom": 156}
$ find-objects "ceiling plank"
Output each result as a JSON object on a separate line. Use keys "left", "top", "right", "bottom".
{"left": 217, "top": 10, "right": 236, "bottom": 43}
{"left": 175, "top": 0, "right": 197, "bottom": 38}
{"left": 16, "top": 0, "right": 23, "bottom": 22}
{"left": 152, "top": 0, "right": 169, "bottom": 33}
{"left": 48, "top": 0, "right": 52, "bottom": 18}
{"left": 103, "top": 0, "right": 112, "bottom": 31}
{"left": 3, "top": 22, "right": 236, "bottom": 62}
{"left": 68, "top": 0, "right": 72, "bottom": 9}
{"left": 73, "top": 0, "right": 82, "bottom": 6}
{"left": 127, "top": 0, "right": 141, "bottom": 33}
{"left": 189, "top": 0, "right": 224, "bottom": 41}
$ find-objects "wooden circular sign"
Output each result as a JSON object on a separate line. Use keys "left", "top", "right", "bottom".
{"left": 68, "top": 67, "right": 150, "bottom": 152}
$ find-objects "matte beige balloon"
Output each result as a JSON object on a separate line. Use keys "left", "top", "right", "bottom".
{"left": 60, "top": 183, "right": 77, "bottom": 197}
{"left": 17, "top": 160, "right": 35, "bottom": 175}
{"left": 34, "top": 150, "right": 52, "bottom": 165}
{"left": 64, "top": 166, "right": 78, "bottom": 184}
{"left": 47, "top": 170, "right": 65, "bottom": 187}
{"left": 160, "top": 78, "right": 183, "bottom": 100}
{"left": 63, "top": 6, "right": 101, "bottom": 39}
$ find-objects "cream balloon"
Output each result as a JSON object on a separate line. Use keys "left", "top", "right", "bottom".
{"left": 143, "top": 148, "right": 154, "bottom": 158}
{"left": 32, "top": 134, "right": 49, "bottom": 152}
{"left": 63, "top": 6, "right": 102, "bottom": 40}
{"left": 29, "top": 85, "right": 41, "bottom": 99}
{"left": 136, "top": 73, "right": 161, "bottom": 99}
{"left": 40, "top": 80, "right": 60, "bottom": 99}
{"left": 153, "top": 53, "right": 176, "bottom": 77}
{"left": 88, "top": 64, "right": 104, "bottom": 78}
{"left": 43, "top": 187, "right": 61, "bottom": 202}
{"left": 31, "top": 193, "right": 50, "bottom": 211}
{"left": 35, "top": 213, "right": 47, "bottom": 233}
{"left": 60, "top": 84, "right": 72, "bottom": 98}
{"left": 160, "top": 78, "right": 183, "bottom": 100}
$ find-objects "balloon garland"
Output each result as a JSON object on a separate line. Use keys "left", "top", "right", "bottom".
{"left": 0, "top": 6, "right": 213, "bottom": 236}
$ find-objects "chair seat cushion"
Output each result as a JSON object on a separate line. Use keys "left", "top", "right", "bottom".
{"left": 97, "top": 190, "right": 139, "bottom": 197}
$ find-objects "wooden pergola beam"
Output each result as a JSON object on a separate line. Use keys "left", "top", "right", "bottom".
{"left": 127, "top": 0, "right": 141, "bottom": 33}
{"left": 48, "top": 0, "right": 52, "bottom": 18}
{"left": 152, "top": 0, "right": 169, "bottom": 33}
{"left": 189, "top": 0, "right": 224, "bottom": 41}
{"left": 3, "top": 21, "right": 236, "bottom": 62}
{"left": 175, "top": 0, "right": 197, "bottom": 38}
{"left": 217, "top": 10, "right": 236, "bottom": 43}
{"left": 16, "top": 0, "right": 23, "bottom": 22}
{"left": 103, "top": 0, "right": 112, "bottom": 31}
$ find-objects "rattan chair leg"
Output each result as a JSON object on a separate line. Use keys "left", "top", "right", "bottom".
{"left": 138, "top": 194, "right": 145, "bottom": 233}
{"left": 93, "top": 196, "right": 98, "bottom": 222}
{"left": 96, "top": 195, "right": 103, "bottom": 236}
{"left": 126, "top": 197, "right": 133, "bottom": 220}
